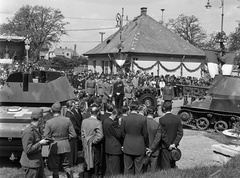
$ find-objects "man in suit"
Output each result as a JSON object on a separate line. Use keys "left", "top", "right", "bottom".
{"left": 103, "top": 108, "right": 122, "bottom": 176}
{"left": 65, "top": 100, "right": 81, "bottom": 167}
{"left": 149, "top": 101, "right": 183, "bottom": 169}
{"left": 146, "top": 106, "right": 159, "bottom": 172}
{"left": 20, "top": 109, "right": 49, "bottom": 178}
{"left": 121, "top": 101, "right": 148, "bottom": 175}
{"left": 113, "top": 76, "right": 124, "bottom": 109}
{"left": 44, "top": 102, "right": 77, "bottom": 178}
{"left": 81, "top": 105, "right": 104, "bottom": 178}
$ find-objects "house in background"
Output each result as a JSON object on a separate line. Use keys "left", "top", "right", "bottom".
{"left": 84, "top": 7, "right": 206, "bottom": 78}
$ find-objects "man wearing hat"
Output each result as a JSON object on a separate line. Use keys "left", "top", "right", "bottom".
{"left": 20, "top": 108, "right": 49, "bottom": 178}
{"left": 149, "top": 101, "right": 183, "bottom": 169}
{"left": 44, "top": 102, "right": 77, "bottom": 178}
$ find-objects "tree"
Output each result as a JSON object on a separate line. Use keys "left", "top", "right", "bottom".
{"left": 2, "top": 5, "right": 69, "bottom": 61}
{"left": 166, "top": 14, "right": 207, "bottom": 49}
{"left": 227, "top": 22, "right": 240, "bottom": 52}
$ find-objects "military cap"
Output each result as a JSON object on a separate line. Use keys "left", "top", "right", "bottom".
{"left": 31, "top": 108, "right": 43, "bottom": 120}
{"left": 52, "top": 101, "right": 62, "bottom": 112}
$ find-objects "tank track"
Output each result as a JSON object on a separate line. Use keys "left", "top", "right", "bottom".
{"left": 179, "top": 107, "right": 240, "bottom": 132}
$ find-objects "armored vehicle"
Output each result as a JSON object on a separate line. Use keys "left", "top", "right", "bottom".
{"left": 178, "top": 75, "right": 240, "bottom": 132}
{"left": 0, "top": 70, "right": 76, "bottom": 160}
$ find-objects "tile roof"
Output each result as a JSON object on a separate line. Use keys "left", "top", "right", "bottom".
{"left": 84, "top": 13, "right": 205, "bottom": 57}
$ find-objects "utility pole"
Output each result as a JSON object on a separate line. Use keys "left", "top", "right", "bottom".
{"left": 161, "top": 9, "right": 165, "bottom": 24}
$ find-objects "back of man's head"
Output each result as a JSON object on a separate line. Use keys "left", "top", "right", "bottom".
{"left": 130, "top": 101, "right": 139, "bottom": 111}
{"left": 147, "top": 106, "right": 154, "bottom": 116}
{"left": 106, "top": 103, "right": 114, "bottom": 112}
{"left": 90, "top": 105, "right": 99, "bottom": 116}
{"left": 162, "top": 101, "right": 172, "bottom": 112}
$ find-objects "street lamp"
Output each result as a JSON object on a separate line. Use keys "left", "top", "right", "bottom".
{"left": 205, "top": 0, "right": 226, "bottom": 52}
{"left": 115, "top": 8, "right": 125, "bottom": 71}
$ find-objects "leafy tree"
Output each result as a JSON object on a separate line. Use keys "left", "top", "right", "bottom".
{"left": 227, "top": 22, "right": 240, "bottom": 52}
{"left": 166, "top": 14, "right": 207, "bottom": 49}
{"left": 2, "top": 5, "right": 69, "bottom": 61}
{"left": 46, "top": 56, "right": 87, "bottom": 71}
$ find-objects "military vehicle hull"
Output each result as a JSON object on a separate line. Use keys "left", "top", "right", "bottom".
{"left": 0, "top": 70, "right": 76, "bottom": 159}
{"left": 178, "top": 75, "right": 240, "bottom": 132}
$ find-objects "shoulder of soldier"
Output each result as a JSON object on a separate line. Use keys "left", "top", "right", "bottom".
{"left": 22, "top": 124, "right": 35, "bottom": 135}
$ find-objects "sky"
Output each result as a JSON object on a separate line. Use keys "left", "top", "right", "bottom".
{"left": 0, "top": 0, "right": 239, "bottom": 55}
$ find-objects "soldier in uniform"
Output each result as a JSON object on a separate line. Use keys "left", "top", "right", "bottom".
{"left": 20, "top": 109, "right": 49, "bottom": 178}
{"left": 162, "top": 80, "right": 175, "bottom": 102}
{"left": 44, "top": 102, "right": 77, "bottom": 178}
{"left": 102, "top": 76, "right": 113, "bottom": 111}
{"left": 124, "top": 79, "right": 134, "bottom": 106}
{"left": 96, "top": 76, "right": 104, "bottom": 100}
{"left": 85, "top": 75, "right": 96, "bottom": 98}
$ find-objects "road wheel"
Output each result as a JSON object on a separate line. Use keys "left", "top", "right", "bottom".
{"left": 196, "top": 117, "right": 210, "bottom": 130}
{"left": 179, "top": 111, "right": 192, "bottom": 124}
{"left": 138, "top": 93, "right": 157, "bottom": 108}
{"left": 214, "top": 120, "right": 228, "bottom": 133}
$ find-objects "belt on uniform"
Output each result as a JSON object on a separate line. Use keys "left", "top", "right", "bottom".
{"left": 53, "top": 137, "right": 68, "bottom": 141}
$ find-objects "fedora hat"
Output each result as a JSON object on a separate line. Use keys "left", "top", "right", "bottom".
{"left": 170, "top": 148, "right": 181, "bottom": 161}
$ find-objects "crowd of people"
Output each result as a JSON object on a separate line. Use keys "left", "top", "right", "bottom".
{"left": 6, "top": 66, "right": 211, "bottom": 177}
{"left": 20, "top": 98, "right": 183, "bottom": 178}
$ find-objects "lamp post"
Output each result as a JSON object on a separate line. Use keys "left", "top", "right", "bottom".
{"left": 205, "top": 0, "right": 226, "bottom": 52}
{"left": 24, "top": 35, "right": 30, "bottom": 65}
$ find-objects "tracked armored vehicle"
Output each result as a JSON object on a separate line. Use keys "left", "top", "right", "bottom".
{"left": 0, "top": 70, "right": 76, "bottom": 160}
{"left": 178, "top": 75, "right": 240, "bottom": 132}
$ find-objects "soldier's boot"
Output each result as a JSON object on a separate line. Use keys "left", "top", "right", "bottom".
{"left": 66, "top": 170, "right": 74, "bottom": 178}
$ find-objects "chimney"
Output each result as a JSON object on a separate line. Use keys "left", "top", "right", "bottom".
{"left": 141, "top": 7, "right": 147, "bottom": 16}
{"left": 74, "top": 44, "right": 76, "bottom": 52}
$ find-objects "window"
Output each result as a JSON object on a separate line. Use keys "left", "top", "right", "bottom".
{"left": 105, "top": 61, "right": 108, "bottom": 74}
{"left": 102, "top": 61, "right": 104, "bottom": 73}
{"left": 93, "top": 60, "right": 96, "bottom": 72}
{"left": 110, "top": 61, "right": 113, "bottom": 74}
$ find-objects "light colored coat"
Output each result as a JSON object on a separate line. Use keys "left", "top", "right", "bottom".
{"left": 81, "top": 116, "right": 103, "bottom": 170}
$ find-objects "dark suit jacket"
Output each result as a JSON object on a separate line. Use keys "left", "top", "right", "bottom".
{"left": 113, "top": 81, "right": 124, "bottom": 99}
{"left": 159, "top": 113, "right": 183, "bottom": 149}
{"left": 72, "top": 108, "right": 83, "bottom": 134}
{"left": 121, "top": 112, "right": 148, "bottom": 155}
{"left": 103, "top": 117, "right": 122, "bottom": 155}
{"left": 65, "top": 110, "right": 81, "bottom": 136}
{"left": 20, "top": 124, "right": 43, "bottom": 168}
{"left": 146, "top": 117, "right": 159, "bottom": 156}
